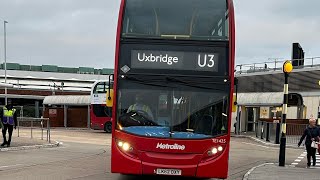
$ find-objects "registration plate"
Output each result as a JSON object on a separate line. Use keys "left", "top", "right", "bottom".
{"left": 156, "top": 168, "right": 182, "bottom": 175}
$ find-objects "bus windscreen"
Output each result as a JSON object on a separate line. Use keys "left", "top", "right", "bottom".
{"left": 117, "top": 76, "right": 229, "bottom": 139}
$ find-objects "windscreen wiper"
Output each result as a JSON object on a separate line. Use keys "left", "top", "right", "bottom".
{"left": 166, "top": 77, "right": 228, "bottom": 90}
{"left": 123, "top": 75, "right": 173, "bottom": 88}
{"left": 130, "top": 111, "right": 159, "bottom": 126}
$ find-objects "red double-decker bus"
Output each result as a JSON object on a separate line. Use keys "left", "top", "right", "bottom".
{"left": 111, "top": 0, "right": 235, "bottom": 178}
{"left": 90, "top": 80, "right": 113, "bottom": 132}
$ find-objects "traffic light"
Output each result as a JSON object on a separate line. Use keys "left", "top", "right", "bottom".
{"left": 291, "top": 43, "right": 304, "bottom": 67}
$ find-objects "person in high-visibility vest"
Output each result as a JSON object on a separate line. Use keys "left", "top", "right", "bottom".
{"left": 127, "top": 94, "right": 154, "bottom": 120}
{"left": 1, "top": 100, "right": 17, "bottom": 147}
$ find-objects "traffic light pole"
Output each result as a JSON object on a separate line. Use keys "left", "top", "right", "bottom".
{"left": 279, "top": 61, "right": 291, "bottom": 167}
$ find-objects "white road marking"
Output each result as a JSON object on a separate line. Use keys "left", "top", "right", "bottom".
{"left": 291, "top": 150, "right": 320, "bottom": 167}
{"left": 241, "top": 142, "right": 278, "bottom": 149}
{"left": 0, "top": 164, "right": 23, "bottom": 169}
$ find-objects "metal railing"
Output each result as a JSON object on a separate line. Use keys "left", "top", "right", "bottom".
{"left": 236, "top": 57, "right": 320, "bottom": 75}
{"left": 17, "top": 117, "right": 51, "bottom": 143}
{"left": 255, "top": 121, "right": 307, "bottom": 145}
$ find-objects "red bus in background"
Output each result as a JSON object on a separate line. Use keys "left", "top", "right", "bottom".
{"left": 90, "top": 80, "right": 113, "bottom": 133}
{"left": 111, "top": 0, "right": 235, "bottom": 178}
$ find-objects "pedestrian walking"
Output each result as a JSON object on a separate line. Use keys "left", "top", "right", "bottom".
{"left": 1, "top": 99, "right": 17, "bottom": 147}
{"left": 298, "top": 118, "right": 320, "bottom": 168}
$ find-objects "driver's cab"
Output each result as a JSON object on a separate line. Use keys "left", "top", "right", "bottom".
{"left": 120, "top": 92, "right": 171, "bottom": 126}
{"left": 126, "top": 93, "right": 154, "bottom": 120}
{"left": 121, "top": 92, "right": 191, "bottom": 127}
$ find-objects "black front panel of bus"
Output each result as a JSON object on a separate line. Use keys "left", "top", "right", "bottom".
{"left": 118, "top": 40, "right": 229, "bottom": 77}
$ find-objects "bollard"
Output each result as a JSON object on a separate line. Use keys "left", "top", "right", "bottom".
{"left": 261, "top": 122, "right": 264, "bottom": 139}
{"left": 41, "top": 119, "right": 44, "bottom": 140}
{"left": 266, "top": 123, "right": 270, "bottom": 142}
{"left": 31, "top": 119, "right": 33, "bottom": 139}
{"left": 47, "top": 119, "right": 49, "bottom": 142}
{"left": 256, "top": 122, "right": 258, "bottom": 138}
{"left": 275, "top": 123, "right": 280, "bottom": 144}
{"left": 48, "top": 119, "right": 51, "bottom": 143}
{"left": 18, "top": 118, "right": 20, "bottom": 137}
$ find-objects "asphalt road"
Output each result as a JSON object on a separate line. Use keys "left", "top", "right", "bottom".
{"left": 0, "top": 129, "right": 304, "bottom": 180}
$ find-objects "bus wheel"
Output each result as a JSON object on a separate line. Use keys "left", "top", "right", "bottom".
{"left": 104, "top": 122, "right": 112, "bottom": 133}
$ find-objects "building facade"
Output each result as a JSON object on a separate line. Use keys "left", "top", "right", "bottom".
{"left": 0, "top": 62, "right": 113, "bottom": 128}
{"left": 232, "top": 65, "right": 320, "bottom": 133}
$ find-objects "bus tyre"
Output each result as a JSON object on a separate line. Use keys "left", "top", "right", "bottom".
{"left": 104, "top": 122, "right": 112, "bottom": 133}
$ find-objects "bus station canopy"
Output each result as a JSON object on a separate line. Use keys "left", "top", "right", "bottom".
{"left": 237, "top": 92, "right": 303, "bottom": 106}
{"left": 43, "top": 95, "right": 90, "bottom": 106}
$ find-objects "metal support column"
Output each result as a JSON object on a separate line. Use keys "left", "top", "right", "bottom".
{"left": 3, "top": 21, "right": 8, "bottom": 105}
{"left": 236, "top": 106, "right": 240, "bottom": 135}
{"left": 35, "top": 101, "right": 39, "bottom": 118}
{"left": 87, "top": 105, "right": 90, "bottom": 129}
{"left": 64, "top": 105, "right": 67, "bottom": 128}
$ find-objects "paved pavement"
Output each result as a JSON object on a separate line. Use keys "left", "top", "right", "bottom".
{"left": 0, "top": 128, "right": 55, "bottom": 151}
{"left": 237, "top": 134, "right": 320, "bottom": 180}
{"left": 243, "top": 163, "right": 320, "bottom": 180}
{"left": 0, "top": 129, "right": 306, "bottom": 180}
{"left": 1, "top": 136, "right": 48, "bottom": 147}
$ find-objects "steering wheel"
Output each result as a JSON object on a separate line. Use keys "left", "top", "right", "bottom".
{"left": 128, "top": 110, "right": 158, "bottom": 126}
{"left": 126, "top": 108, "right": 148, "bottom": 118}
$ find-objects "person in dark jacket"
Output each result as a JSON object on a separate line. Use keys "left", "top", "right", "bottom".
{"left": 0, "top": 100, "right": 17, "bottom": 147}
{"left": 298, "top": 118, "right": 320, "bottom": 167}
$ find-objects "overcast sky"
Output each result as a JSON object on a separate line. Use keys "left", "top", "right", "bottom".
{"left": 0, "top": 0, "right": 319, "bottom": 69}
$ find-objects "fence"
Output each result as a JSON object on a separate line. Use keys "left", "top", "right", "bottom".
{"left": 255, "top": 121, "right": 307, "bottom": 145}
{"left": 236, "top": 57, "right": 320, "bottom": 75}
{"left": 17, "top": 117, "right": 51, "bottom": 143}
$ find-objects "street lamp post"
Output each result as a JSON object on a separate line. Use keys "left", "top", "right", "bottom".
{"left": 279, "top": 60, "right": 293, "bottom": 167}
{"left": 3, "top": 20, "right": 8, "bottom": 105}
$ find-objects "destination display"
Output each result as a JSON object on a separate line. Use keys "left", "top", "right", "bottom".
{"left": 131, "top": 50, "right": 219, "bottom": 72}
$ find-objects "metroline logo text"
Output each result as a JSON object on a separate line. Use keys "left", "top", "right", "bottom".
{"left": 137, "top": 53, "right": 179, "bottom": 65}
{"left": 156, "top": 143, "right": 185, "bottom": 150}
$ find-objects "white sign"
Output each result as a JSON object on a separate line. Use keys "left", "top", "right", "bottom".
{"left": 49, "top": 109, "right": 57, "bottom": 117}
{"left": 156, "top": 143, "right": 185, "bottom": 150}
{"left": 212, "top": 138, "right": 227, "bottom": 144}
{"left": 131, "top": 50, "right": 219, "bottom": 72}
{"left": 91, "top": 94, "right": 106, "bottom": 104}
{"left": 260, "top": 107, "right": 270, "bottom": 118}
{"left": 156, "top": 169, "right": 181, "bottom": 175}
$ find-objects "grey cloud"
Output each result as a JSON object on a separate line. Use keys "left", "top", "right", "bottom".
{"left": 0, "top": 0, "right": 121, "bottom": 68}
{"left": 235, "top": 0, "right": 320, "bottom": 65}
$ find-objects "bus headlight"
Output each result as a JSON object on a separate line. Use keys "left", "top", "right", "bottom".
{"left": 117, "top": 140, "right": 133, "bottom": 152}
{"left": 203, "top": 145, "right": 226, "bottom": 162}
{"left": 122, "top": 143, "right": 130, "bottom": 151}
{"left": 118, "top": 141, "right": 123, "bottom": 147}
{"left": 211, "top": 148, "right": 218, "bottom": 154}
{"left": 116, "top": 139, "right": 138, "bottom": 159}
